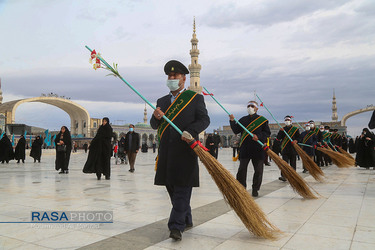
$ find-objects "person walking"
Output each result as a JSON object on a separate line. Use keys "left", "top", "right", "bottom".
{"left": 14, "top": 135, "right": 26, "bottom": 163}
{"left": 277, "top": 115, "right": 300, "bottom": 181}
{"left": 205, "top": 133, "right": 216, "bottom": 157}
{"left": 150, "top": 60, "right": 210, "bottom": 241}
{"left": 229, "top": 100, "right": 271, "bottom": 197}
{"left": 83, "top": 117, "right": 113, "bottom": 180}
{"left": 55, "top": 126, "right": 72, "bottom": 174}
{"left": 0, "top": 135, "right": 14, "bottom": 164}
{"left": 30, "top": 136, "right": 43, "bottom": 163}
{"left": 124, "top": 124, "right": 140, "bottom": 172}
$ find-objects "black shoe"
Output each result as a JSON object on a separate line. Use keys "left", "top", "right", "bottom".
{"left": 265, "top": 163, "right": 271, "bottom": 166}
{"left": 59, "top": 171, "right": 65, "bottom": 174}
{"left": 22, "top": 160, "right": 25, "bottom": 163}
{"left": 278, "top": 176, "right": 287, "bottom": 182}
{"left": 169, "top": 229, "right": 182, "bottom": 241}
{"left": 129, "top": 169, "right": 134, "bottom": 173}
{"left": 302, "top": 169, "right": 307, "bottom": 173}
{"left": 65, "top": 170, "right": 69, "bottom": 174}
{"left": 252, "top": 190, "right": 259, "bottom": 197}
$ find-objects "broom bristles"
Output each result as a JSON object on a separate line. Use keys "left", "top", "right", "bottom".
{"left": 293, "top": 144, "right": 325, "bottom": 182}
{"left": 193, "top": 146, "right": 281, "bottom": 240}
{"left": 337, "top": 147, "right": 356, "bottom": 162}
{"left": 266, "top": 149, "right": 319, "bottom": 199}
{"left": 317, "top": 147, "right": 354, "bottom": 167}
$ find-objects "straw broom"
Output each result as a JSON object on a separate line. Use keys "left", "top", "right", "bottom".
{"left": 337, "top": 147, "right": 356, "bottom": 162}
{"left": 85, "top": 46, "right": 281, "bottom": 239}
{"left": 317, "top": 146, "right": 353, "bottom": 167}
{"left": 256, "top": 95, "right": 324, "bottom": 182}
{"left": 326, "top": 142, "right": 355, "bottom": 166}
{"left": 203, "top": 87, "right": 318, "bottom": 199}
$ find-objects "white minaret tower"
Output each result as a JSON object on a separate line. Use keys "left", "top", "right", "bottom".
{"left": 188, "top": 17, "right": 202, "bottom": 94}
{"left": 332, "top": 89, "right": 338, "bottom": 121}
{"left": 0, "top": 78, "right": 3, "bottom": 104}
{"left": 143, "top": 103, "right": 147, "bottom": 124}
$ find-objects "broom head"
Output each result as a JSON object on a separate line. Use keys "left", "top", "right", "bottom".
{"left": 293, "top": 143, "right": 325, "bottom": 182}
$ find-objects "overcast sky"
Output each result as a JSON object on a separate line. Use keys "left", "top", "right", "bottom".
{"left": 0, "top": 0, "right": 374, "bottom": 136}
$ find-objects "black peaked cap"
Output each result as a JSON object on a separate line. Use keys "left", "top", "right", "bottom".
{"left": 164, "top": 60, "right": 189, "bottom": 75}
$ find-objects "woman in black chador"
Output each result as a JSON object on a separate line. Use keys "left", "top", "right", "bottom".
{"left": 83, "top": 117, "right": 113, "bottom": 180}
{"left": 355, "top": 128, "right": 375, "bottom": 169}
{"left": 0, "top": 135, "right": 14, "bottom": 164}
{"left": 55, "top": 126, "right": 72, "bottom": 174}
{"left": 14, "top": 135, "right": 26, "bottom": 163}
{"left": 30, "top": 136, "right": 43, "bottom": 163}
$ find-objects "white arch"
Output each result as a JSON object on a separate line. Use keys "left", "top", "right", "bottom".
{"left": 0, "top": 97, "right": 91, "bottom": 136}
{"left": 341, "top": 106, "right": 375, "bottom": 126}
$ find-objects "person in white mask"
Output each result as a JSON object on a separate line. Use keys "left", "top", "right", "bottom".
{"left": 151, "top": 60, "right": 210, "bottom": 241}
{"left": 229, "top": 100, "right": 271, "bottom": 197}
{"left": 277, "top": 115, "right": 300, "bottom": 181}
{"left": 299, "top": 123, "right": 317, "bottom": 173}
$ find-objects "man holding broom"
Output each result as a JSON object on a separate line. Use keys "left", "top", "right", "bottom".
{"left": 277, "top": 115, "right": 300, "bottom": 181}
{"left": 299, "top": 123, "right": 317, "bottom": 173}
{"left": 150, "top": 60, "right": 210, "bottom": 241}
{"left": 229, "top": 101, "right": 271, "bottom": 197}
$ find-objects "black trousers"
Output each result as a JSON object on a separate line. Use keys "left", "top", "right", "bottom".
{"left": 281, "top": 153, "right": 297, "bottom": 177}
{"left": 166, "top": 185, "right": 192, "bottom": 232}
{"left": 236, "top": 158, "right": 264, "bottom": 191}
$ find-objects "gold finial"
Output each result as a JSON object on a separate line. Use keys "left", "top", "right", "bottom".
{"left": 193, "top": 17, "right": 196, "bottom": 33}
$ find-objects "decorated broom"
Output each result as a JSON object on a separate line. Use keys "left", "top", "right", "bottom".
{"left": 256, "top": 95, "right": 324, "bottom": 182}
{"left": 85, "top": 46, "right": 280, "bottom": 239}
{"left": 203, "top": 87, "right": 318, "bottom": 199}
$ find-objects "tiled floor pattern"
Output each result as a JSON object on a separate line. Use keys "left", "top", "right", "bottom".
{"left": 0, "top": 149, "right": 373, "bottom": 249}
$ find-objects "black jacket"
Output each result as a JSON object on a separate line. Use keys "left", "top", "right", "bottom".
{"left": 230, "top": 114, "right": 270, "bottom": 160}
{"left": 299, "top": 130, "right": 317, "bottom": 156}
{"left": 124, "top": 131, "right": 140, "bottom": 153}
{"left": 150, "top": 91, "right": 210, "bottom": 187}
{"left": 277, "top": 126, "right": 300, "bottom": 155}
{"left": 14, "top": 137, "right": 26, "bottom": 161}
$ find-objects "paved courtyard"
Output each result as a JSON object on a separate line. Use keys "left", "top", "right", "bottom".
{"left": 0, "top": 148, "right": 374, "bottom": 250}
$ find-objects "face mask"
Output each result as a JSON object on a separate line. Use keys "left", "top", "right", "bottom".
{"left": 305, "top": 127, "right": 310, "bottom": 131}
{"left": 325, "top": 130, "right": 329, "bottom": 132}
{"left": 247, "top": 107, "right": 256, "bottom": 115}
{"left": 129, "top": 128, "right": 134, "bottom": 132}
{"left": 310, "top": 124, "right": 314, "bottom": 128}
{"left": 166, "top": 79, "right": 180, "bottom": 91}
{"left": 285, "top": 121, "right": 291, "bottom": 126}
{"left": 320, "top": 129, "right": 324, "bottom": 132}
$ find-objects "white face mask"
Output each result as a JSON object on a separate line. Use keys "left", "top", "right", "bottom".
{"left": 320, "top": 128, "right": 324, "bottom": 132}
{"left": 166, "top": 79, "right": 180, "bottom": 91}
{"left": 285, "top": 121, "right": 291, "bottom": 126}
{"left": 305, "top": 127, "right": 311, "bottom": 131}
{"left": 247, "top": 107, "right": 256, "bottom": 115}
{"left": 310, "top": 124, "right": 314, "bottom": 128}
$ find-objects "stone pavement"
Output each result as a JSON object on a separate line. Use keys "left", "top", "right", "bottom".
{"left": 0, "top": 148, "right": 374, "bottom": 250}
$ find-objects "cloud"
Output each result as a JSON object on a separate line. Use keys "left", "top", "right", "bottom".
{"left": 202, "top": 0, "right": 349, "bottom": 28}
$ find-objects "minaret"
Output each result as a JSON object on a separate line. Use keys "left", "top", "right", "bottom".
{"left": 332, "top": 89, "right": 338, "bottom": 121}
{"left": 143, "top": 103, "right": 147, "bottom": 124}
{"left": 188, "top": 17, "right": 202, "bottom": 94}
{"left": 0, "top": 78, "right": 3, "bottom": 104}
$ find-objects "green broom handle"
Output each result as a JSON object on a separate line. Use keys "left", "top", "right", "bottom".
{"left": 203, "top": 87, "right": 265, "bottom": 148}
{"left": 291, "top": 118, "right": 305, "bottom": 131}
{"left": 256, "top": 94, "right": 295, "bottom": 143}
{"left": 85, "top": 46, "right": 183, "bottom": 135}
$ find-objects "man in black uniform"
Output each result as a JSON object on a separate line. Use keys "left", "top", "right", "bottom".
{"left": 229, "top": 101, "right": 270, "bottom": 197}
{"left": 151, "top": 60, "right": 210, "bottom": 241}
{"left": 277, "top": 115, "right": 300, "bottom": 181}
{"left": 309, "top": 120, "right": 323, "bottom": 166}
{"left": 331, "top": 129, "right": 342, "bottom": 149}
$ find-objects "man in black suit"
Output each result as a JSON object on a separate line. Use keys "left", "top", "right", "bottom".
{"left": 229, "top": 101, "right": 271, "bottom": 197}
{"left": 150, "top": 60, "right": 210, "bottom": 241}
{"left": 124, "top": 124, "right": 140, "bottom": 172}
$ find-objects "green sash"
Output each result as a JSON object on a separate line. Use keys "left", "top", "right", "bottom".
{"left": 332, "top": 133, "right": 340, "bottom": 140}
{"left": 239, "top": 116, "right": 268, "bottom": 147}
{"left": 157, "top": 90, "right": 197, "bottom": 142}
{"left": 302, "top": 130, "right": 315, "bottom": 144}
{"left": 322, "top": 131, "right": 331, "bottom": 142}
{"left": 280, "top": 126, "right": 298, "bottom": 151}
{"left": 312, "top": 127, "right": 320, "bottom": 135}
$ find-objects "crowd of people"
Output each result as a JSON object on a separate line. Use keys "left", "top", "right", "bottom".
{"left": 0, "top": 59, "right": 374, "bottom": 242}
